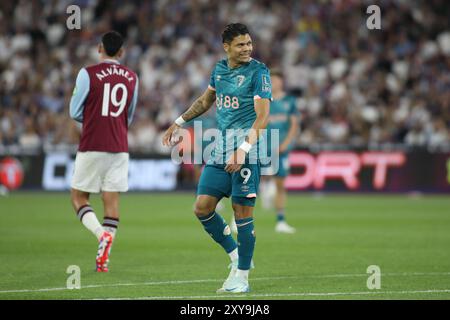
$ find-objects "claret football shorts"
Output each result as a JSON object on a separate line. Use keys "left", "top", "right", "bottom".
{"left": 71, "top": 151, "right": 129, "bottom": 193}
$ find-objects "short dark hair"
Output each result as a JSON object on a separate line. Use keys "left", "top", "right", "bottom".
{"left": 222, "top": 23, "right": 250, "bottom": 44}
{"left": 101, "top": 31, "right": 124, "bottom": 57}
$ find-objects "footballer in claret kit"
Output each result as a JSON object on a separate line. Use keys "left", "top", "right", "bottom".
{"left": 69, "top": 31, "right": 139, "bottom": 272}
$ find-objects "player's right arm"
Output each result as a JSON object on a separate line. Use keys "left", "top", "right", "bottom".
{"left": 69, "top": 68, "right": 90, "bottom": 123}
{"left": 162, "top": 87, "right": 216, "bottom": 146}
{"left": 181, "top": 87, "right": 216, "bottom": 122}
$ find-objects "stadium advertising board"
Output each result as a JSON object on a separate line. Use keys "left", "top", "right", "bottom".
{"left": 0, "top": 151, "right": 448, "bottom": 192}
{"left": 41, "top": 153, "right": 178, "bottom": 191}
{"left": 285, "top": 151, "right": 450, "bottom": 192}
{"left": 0, "top": 153, "right": 178, "bottom": 191}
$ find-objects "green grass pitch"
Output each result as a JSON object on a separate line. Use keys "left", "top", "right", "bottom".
{"left": 0, "top": 192, "right": 449, "bottom": 300}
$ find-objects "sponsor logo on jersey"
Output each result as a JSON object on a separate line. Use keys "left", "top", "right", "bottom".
{"left": 262, "top": 74, "right": 271, "bottom": 92}
{"left": 237, "top": 75, "right": 245, "bottom": 87}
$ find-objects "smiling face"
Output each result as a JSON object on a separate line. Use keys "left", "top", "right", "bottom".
{"left": 223, "top": 33, "right": 253, "bottom": 68}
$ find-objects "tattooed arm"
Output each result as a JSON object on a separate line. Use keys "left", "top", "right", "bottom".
{"left": 162, "top": 88, "right": 216, "bottom": 146}
{"left": 181, "top": 88, "right": 216, "bottom": 122}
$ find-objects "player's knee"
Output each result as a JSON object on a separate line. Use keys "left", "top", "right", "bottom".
{"left": 232, "top": 203, "right": 253, "bottom": 220}
{"left": 234, "top": 211, "right": 253, "bottom": 220}
{"left": 70, "top": 189, "right": 88, "bottom": 210}
{"left": 275, "top": 179, "right": 285, "bottom": 192}
{"left": 194, "top": 200, "right": 214, "bottom": 217}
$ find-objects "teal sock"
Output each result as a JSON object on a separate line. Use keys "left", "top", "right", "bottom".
{"left": 236, "top": 217, "right": 255, "bottom": 270}
{"left": 277, "top": 210, "right": 285, "bottom": 222}
{"left": 198, "top": 211, "right": 237, "bottom": 254}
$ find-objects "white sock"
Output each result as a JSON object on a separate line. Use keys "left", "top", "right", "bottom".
{"left": 102, "top": 217, "right": 119, "bottom": 239}
{"left": 261, "top": 180, "right": 275, "bottom": 209}
{"left": 236, "top": 269, "right": 249, "bottom": 280}
{"left": 103, "top": 226, "right": 117, "bottom": 239}
{"left": 228, "top": 248, "right": 238, "bottom": 264}
{"left": 81, "top": 212, "right": 104, "bottom": 240}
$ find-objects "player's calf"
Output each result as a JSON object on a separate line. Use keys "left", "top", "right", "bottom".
{"left": 194, "top": 196, "right": 237, "bottom": 252}
{"left": 197, "top": 211, "right": 237, "bottom": 255}
{"left": 102, "top": 216, "right": 119, "bottom": 238}
{"left": 76, "top": 204, "right": 105, "bottom": 240}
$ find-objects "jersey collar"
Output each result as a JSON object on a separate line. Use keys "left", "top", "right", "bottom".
{"left": 227, "top": 57, "right": 252, "bottom": 70}
{"left": 102, "top": 59, "right": 120, "bottom": 64}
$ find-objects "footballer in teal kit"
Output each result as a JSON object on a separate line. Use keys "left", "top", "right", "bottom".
{"left": 163, "top": 23, "right": 271, "bottom": 293}
{"left": 262, "top": 69, "right": 299, "bottom": 234}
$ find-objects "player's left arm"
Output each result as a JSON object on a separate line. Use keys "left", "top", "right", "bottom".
{"left": 69, "top": 68, "right": 90, "bottom": 123}
{"left": 225, "top": 99, "right": 270, "bottom": 173}
{"left": 247, "top": 98, "right": 270, "bottom": 145}
{"left": 127, "top": 77, "right": 139, "bottom": 126}
{"left": 248, "top": 66, "right": 272, "bottom": 146}
{"left": 225, "top": 66, "right": 272, "bottom": 173}
{"left": 162, "top": 87, "right": 216, "bottom": 147}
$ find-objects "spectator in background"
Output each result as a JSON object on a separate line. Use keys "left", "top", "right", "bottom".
{"left": 18, "top": 116, "right": 41, "bottom": 149}
{"left": 0, "top": 0, "right": 449, "bottom": 151}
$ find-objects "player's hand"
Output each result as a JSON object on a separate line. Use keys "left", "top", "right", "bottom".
{"left": 162, "top": 123, "right": 181, "bottom": 147}
{"left": 225, "top": 148, "right": 246, "bottom": 173}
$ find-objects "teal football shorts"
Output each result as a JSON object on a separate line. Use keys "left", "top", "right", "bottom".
{"left": 197, "top": 160, "right": 261, "bottom": 207}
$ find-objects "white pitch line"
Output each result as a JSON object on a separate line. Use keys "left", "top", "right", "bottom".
{"left": 98, "top": 289, "right": 450, "bottom": 300}
{"left": 1, "top": 272, "right": 449, "bottom": 294}
{"left": 0, "top": 276, "right": 293, "bottom": 294}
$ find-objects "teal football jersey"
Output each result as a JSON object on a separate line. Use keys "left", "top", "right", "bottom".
{"left": 190, "top": 110, "right": 217, "bottom": 163}
{"left": 208, "top": 58, "right": 272, "bottom": 164}
{"left": 267, "top": 95, "right": 299, "bottom": 153}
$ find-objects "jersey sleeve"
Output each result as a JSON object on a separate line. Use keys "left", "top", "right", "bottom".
{"left": 252, "top": 66, "right": 272, "bottom": 101}
{"left": 128, "top": 76, "right": 139, "bottom": 126}
{"left": 208, "top": 65, "right": 216, "bottom": 91}
{"left": 69, "top": 68, "right": 90, "bottom": 123}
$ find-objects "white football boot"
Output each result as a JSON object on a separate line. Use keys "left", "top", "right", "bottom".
{"left": 275, "top": 221, "right": 296, "bottom": 234}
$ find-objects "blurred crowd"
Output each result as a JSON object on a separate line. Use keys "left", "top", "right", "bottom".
{"left": 0, "top": 0, "right": 449, "bottom": 154}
